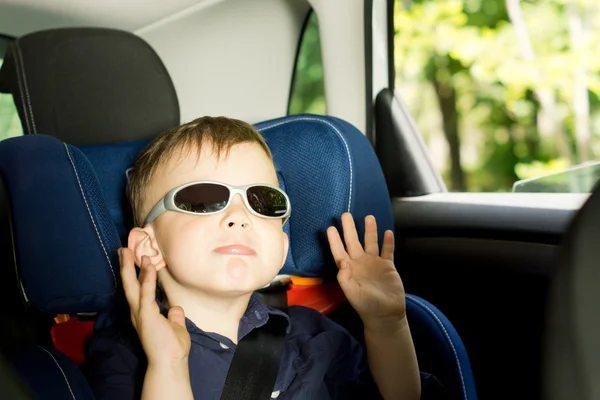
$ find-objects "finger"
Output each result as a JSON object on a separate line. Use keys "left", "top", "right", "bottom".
{"left": 337, "top": 260, "right": 357, "bottom": 294}
{"left": 168, "top": 306, "right": 186, "bottom": 328}
{"left": 119, "top": 248, "right": 140, "bottom": 310}
{"left": 363, "top": 215, "right": 379, "bottom": 256}
{"left": 138, "top": 256, "right": 158, "bottom": 311}
{"left": 341, "top": 212, "right": 364, "bottom": 258}
{"left": 327, "top": 226, "right": 350, "bottom": 265}
{"left": 381, "top": 230, "right": 395, "bottom": 261}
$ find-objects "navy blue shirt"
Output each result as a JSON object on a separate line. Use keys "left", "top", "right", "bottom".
{"left": 85, "top": 293, "right": 443, "bottom": 399}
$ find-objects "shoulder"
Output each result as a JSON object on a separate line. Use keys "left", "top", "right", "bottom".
{"left": 275, "top": 306, "right": 374, "bottom": 399}
{"left": 285, "top": 305, "right": 352, "bottom": 336}
{"left": 84, "top": 321, "right": 146, "bottom": 398}
{"left": 282, "top": 305, "right": 363, "bottom": 366}
{"left": 87, "top": 320, "right": 143, "bottom": 359}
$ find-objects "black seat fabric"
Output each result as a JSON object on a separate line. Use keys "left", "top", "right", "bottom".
{"left": 0, "top": 27, "right": 179, "bottom": 145}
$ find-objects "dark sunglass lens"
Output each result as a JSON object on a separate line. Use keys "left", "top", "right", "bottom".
{"left": 174, "top": 183, "right": 229, "bottom": 213}
{"left": 246, "top": 186, "right": 288, "bottom": 217}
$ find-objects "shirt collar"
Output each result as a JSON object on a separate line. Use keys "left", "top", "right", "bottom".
{"left": 156, "top": 292, "right": 291, "bottom": 342}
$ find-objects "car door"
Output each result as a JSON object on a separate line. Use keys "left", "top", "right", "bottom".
{"left": 370, "top": 1, "right": 598, "bottom": 399}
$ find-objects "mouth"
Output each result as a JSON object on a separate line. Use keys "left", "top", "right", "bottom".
{"left": 213, "top": 244, "right": 256, "bottom": 256}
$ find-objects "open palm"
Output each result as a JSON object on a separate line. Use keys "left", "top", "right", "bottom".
{"left": 327, "top": 213, "right": 406, "bottom": 325}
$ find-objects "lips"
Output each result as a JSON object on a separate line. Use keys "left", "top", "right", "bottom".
{"left": 213, "top": 244, "right": 256, "bottom": 255}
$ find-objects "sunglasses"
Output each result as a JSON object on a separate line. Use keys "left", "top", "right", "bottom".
{"left": 143, "top": 181, "right": 291, "bottom": 226}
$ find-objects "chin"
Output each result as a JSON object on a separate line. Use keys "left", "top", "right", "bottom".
{"left": 220, "top": 276, "right": 268, "bottom": 295}
{"left": 216, "top": 258, "right": 271, "bottom": 289}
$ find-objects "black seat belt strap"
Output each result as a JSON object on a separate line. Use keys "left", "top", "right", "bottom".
{"left": 220, "top": 311, "right": 288, "bottom": 400}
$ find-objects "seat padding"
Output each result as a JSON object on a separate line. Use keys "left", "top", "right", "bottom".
{"left": 11, "top": 346, "right": 94, "bottom": 400}
{"left": 256, "top": 115, "right": 394, "bottom": 277}
{"left": 407, "top": 294, "right": 478, "bottom": 400}
{"left": 0, "top": 134, "right": 120, "bottom": 314}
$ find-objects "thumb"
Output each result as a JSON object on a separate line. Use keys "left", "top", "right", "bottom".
{"left": 336, "top": 259, "right": 354, "bottom": 288}
{"left": 167, "top": 306, "right": 186, "bottom": 328}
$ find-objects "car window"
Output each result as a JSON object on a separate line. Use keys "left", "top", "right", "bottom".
{"left": 394, "top": 0, "right": 600, "bottom": 193}
{"left": 0, "top": 35, "right": 21, "bottom": 141}
{"left": 288, "top": 10, "right": 326, "bottom": 116}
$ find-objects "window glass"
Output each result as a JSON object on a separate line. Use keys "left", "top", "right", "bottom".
{"left": 0, "top": 35, "right": 22, "bottom": 141}
{"left": 394, "top": 0, "right": 600, "bottom": 192}
{"left": 289, "top": 11, "right": 326, "bottom": 115}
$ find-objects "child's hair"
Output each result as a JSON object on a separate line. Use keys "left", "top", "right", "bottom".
{"left": 126, "top": 116, "right": 272, "bottom": 227}
{"left": 126, "top": 116, "right": 273, "bottom": 305}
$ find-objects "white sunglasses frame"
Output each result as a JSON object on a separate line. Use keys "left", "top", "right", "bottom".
{"left": 143, "top": 180, "right": 291, "bottom": 226}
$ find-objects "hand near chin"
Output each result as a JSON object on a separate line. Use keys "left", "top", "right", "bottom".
{"left": 327, "top": 213, "right": 407, "bottom": 328}
{"left": 119, "top": 248, "right": 191, "bottom": 366}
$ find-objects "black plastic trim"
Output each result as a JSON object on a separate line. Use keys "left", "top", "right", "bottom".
{"left": 393, "top": 197, "right": 576, "bottom": 244}
{"left": 0, "top": 34, "right": 15, "bottom": 42}
{"left": 375, "top": 88, "right": 446, "bottom": 196}
{"left": 0, "top": 34, "right": 14, "bottom": 59}
{"left": 364, "top": 0, "right": 374, "bottom": 143}
{"left": 386, "top": 0, "right": 395, "bottom": 89}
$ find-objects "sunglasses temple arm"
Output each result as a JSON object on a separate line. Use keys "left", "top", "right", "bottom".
{"left": 143, "top": 199, "right": 167, "bottom": 226}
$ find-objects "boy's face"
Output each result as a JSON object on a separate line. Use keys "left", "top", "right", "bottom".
{"left": 140, "top": 142, "right": 289, "bottom": 296}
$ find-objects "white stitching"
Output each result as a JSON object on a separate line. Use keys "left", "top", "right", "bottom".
{"left": 257, "top": 116, "right": 353, "bottom": 212}
{"left": 64, "top": 143, "right": 117, "bottom": 288}
{"left": 406, "top": 294, "right": 468, "bottom": 400}
{"left": 15, "top": 42, "right": 37, "bottom": 133}
{"left": 37, "top": 346, "right": 76, "bottom": 400}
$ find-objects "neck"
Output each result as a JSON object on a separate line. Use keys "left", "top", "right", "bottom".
{"left": 164, "top": 288, "right": 252, "bottom": 344}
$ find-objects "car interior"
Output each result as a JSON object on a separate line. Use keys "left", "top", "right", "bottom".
{"left": 0, "top": 1, "right": 598, "bottom": 400}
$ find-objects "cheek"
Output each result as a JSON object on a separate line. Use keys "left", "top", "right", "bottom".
{"left": 156, "top": 220, "right": 212, "bottom": 266}
{"left": 261, "top": 229, "right": 288, "bottom": 268}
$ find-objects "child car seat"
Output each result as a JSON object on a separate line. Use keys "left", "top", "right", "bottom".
{"left": 0, "top": 28, "right": 477, "bottom": 400}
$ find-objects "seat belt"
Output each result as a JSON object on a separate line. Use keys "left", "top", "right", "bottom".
{"left": 220, "top": 310, "right": 288, "bottom": 400}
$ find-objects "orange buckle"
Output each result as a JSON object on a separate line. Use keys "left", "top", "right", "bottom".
{"left": 290, "top": 276, "right": 323, "bottom": 286}
{"left": 54, "top": 314, "right": 70, "bottom": 324}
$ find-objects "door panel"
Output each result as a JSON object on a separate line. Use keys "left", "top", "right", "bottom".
{"left": 394, "top": 195, "right": 579, "bottom": 400}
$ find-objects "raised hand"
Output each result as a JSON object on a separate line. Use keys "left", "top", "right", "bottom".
{"left": 327, "top": 213, "right": 407, "bottom": 327}
{"left": 119, "top": 248, "right": 191, "bottom": 366}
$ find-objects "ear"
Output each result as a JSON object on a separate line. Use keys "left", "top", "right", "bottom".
{"left": 280, "top": 232, "right": 289, "bottom": 269}
{"left": 127, "top": 227, "right": 167, "bottom": 272}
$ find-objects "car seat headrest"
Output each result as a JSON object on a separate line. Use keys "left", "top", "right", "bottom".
{"left": 256, "top": 115, "right": 394, "bottom": 277}
{"left": 0, "top": 27, "right": 179, "bottom": 145}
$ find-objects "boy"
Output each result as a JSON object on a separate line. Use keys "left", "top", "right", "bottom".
{"left": 86, "top": 116, "right": 440, "bottom": 399}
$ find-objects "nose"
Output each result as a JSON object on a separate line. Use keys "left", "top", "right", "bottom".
{"left": 222, "top": 194, "right": 252, "bottom": 229}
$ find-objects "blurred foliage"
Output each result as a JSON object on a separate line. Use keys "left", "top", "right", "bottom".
{"left": 289, "top": 11, "right": 326, "bottom": 116}
{"left": 0, "top": 89, "right": 20, "bottom": 140}
{"left": 515, "top": 157, "right": 571, "bottom": 180}
{"left": 395, "top": 0, "right": 600, "bottom": 191}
